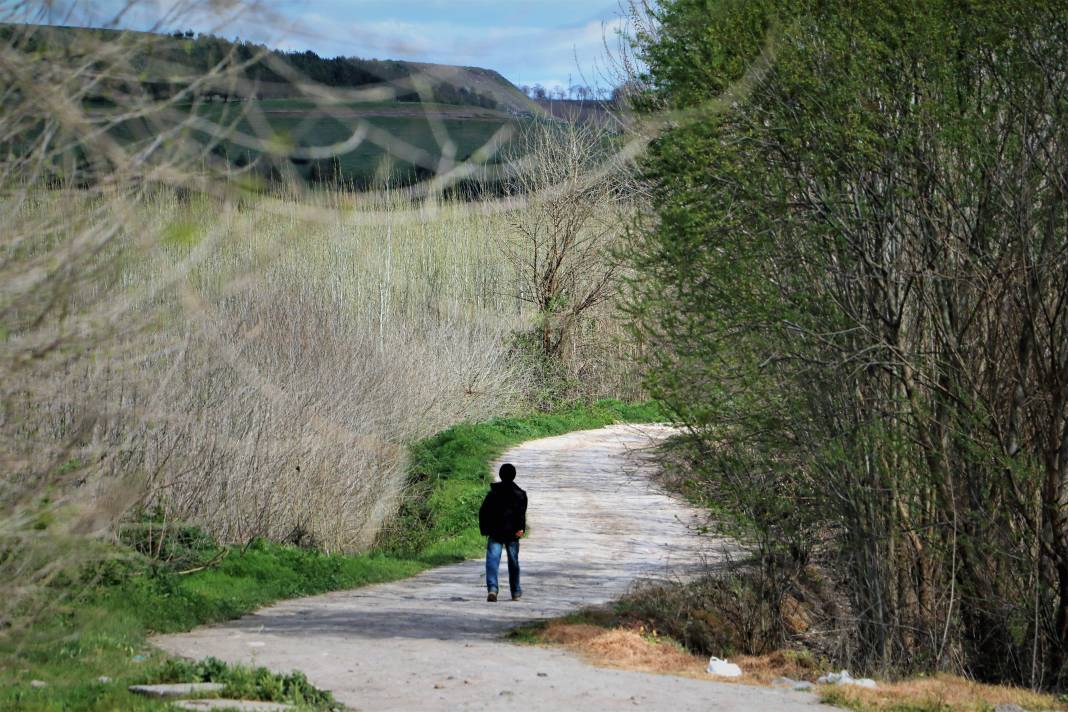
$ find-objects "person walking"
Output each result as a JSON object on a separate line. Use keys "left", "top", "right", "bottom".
{"left": 478, "top": 463, "right": 527, "bottom": 602}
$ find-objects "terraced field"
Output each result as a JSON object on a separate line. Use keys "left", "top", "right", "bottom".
{"left": 198, "top": 99, "right": 523, "bottom": 186}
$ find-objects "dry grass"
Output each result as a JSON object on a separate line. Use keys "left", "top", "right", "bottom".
{"left": 540, "top": 621, "right": 816, "bottom": 684}
{"left": 5, "top": 189, "right": 527, "bottom": 552}
{"left": 0, "top": 3, "right": 645, "bottom": 651}
{"left": 541, "top": 622, "right": 706, "bottom": 676}
{"left": 823, "top": 675, "right": 1067, "bottom": 712}
{"left": 2, "top": 4, "right": 643, "bottom": 568}
{"left": 535, "top": 623, "right": 1067, "bottom": 711}
{"left": 4, "top": 183, "right": 642, "bottom": 555}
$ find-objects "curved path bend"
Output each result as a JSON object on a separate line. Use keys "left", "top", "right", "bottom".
{"left": 154, "top": 424, "right": 830, "bottom": 711}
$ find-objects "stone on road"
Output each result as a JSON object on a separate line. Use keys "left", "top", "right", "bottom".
{"left": 128, "top": 682, "right": 226, "bottom": 698}
{"left": 154, "top": 424, "right": 835, "bottom": 711}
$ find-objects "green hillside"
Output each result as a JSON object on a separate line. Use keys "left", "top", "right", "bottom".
{"left": 5, "top": 22, "right": 539, "bottom": 189}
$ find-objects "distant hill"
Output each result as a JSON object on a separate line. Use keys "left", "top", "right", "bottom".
{"left": 3, "top": 23, "right": 549, "bottom": 192}
{"left": 1, "top": 23, "right": 539, "bottom": 113}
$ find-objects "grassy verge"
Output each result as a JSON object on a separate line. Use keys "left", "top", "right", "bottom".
{"left": 1, "top": 399, "right": 662, "bottom": 711}
{"left": 1, "top": 542, "right": 418, "bottom": 711}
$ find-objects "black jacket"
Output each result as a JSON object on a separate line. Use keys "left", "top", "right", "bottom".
{"left": 478, "top": 481, "right": 527, "bottom": 542}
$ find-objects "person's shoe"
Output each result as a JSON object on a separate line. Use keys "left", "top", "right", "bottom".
{"left": 487, "top": 592, "right": 498, "bottom": 602}
{"left": 511, "top": 593, "right": 522, "bottom": 601}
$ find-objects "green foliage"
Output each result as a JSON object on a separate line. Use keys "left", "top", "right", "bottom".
{"left": 636, "top": 0, "right": 777, "bottom": 106}
{"left": 6, "top": 24, "right": 510, "bottom": 109}
{"left": 508, "top": 328, "right": 584, "bottom": 408}
{"left": 8, "top": 24, "right": 527, "bottom": 191}
{"left": 604, "top": 568, "right": 831, "bottom": 659}
{"left": 4, "top": 654, "right": 336, "bottom": 711}
{"left": 1, "top": 537, "right": 417, "bottom": 709}
{"left": 206, "top": 110, "right": 515, "bottom": 188}
{"left": 117, "top": 507, "right": 219, "bottom": 570}
{"left": 632, "top": 0, "right": 1068, "bottom": 686}
{"left": 102, "top": 540, "right": 425, "bottom": 634}
{"left": 816, "top": 689, "right": 952, "bottom": 712}
{"left": 505, "top": 621, "right": 547, "bottom": 645}
{"left": 161, "top": 219, "right": 201, "bottom": 248}
{"left": 153, "top": 657, "right": 334, "bottom": 706}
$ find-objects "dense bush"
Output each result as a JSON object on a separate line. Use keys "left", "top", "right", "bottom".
{"left": 631, "top": 0, "right": 1068, "bottom": 688}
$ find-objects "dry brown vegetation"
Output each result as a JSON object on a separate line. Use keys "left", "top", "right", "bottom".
{"left": 537, "top": 621, "right": 1068, "bottom": 711}
{"left": 2, "top": 166, "right": 642, "bottom": 544}
{"left": 824, "top": 676, "right": 1067, "bottom": 712}
{"left": 498, "top": 120, "right": 641, "bottom": 402}
{"left": 539, "top": 620, "right": 825, "bottom": 684}
{"left": 541, "top": 622, "right": 706, "bottom": 676}
{"left": 9, "top": 191, "right": 531, "bottom": 550}
{"left": 3, "top": 181, "right": 641, "bottom": 554}
{"left": 0, "top": 2, "right": 643, "bottom": 642}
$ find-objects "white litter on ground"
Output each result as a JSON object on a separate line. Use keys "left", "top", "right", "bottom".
{"left": 707, "top": 657, "right": 743, "bottom": 677}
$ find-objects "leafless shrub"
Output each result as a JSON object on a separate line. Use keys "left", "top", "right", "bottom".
{"left": 497, "top": 120, "right": 643, "bottom": 402}
{"left": 5, "top": 192, "right": 529, "bottom": 554}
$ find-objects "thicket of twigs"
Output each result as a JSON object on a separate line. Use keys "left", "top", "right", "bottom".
{"left": 0, "top": 3, "right": 641, "bottom": 638}
{"left": 9, "top": 191, "right": 531, "bottom": 551}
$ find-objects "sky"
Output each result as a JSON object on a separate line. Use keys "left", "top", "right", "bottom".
{"left": 26, "top": 1, "right": 632, "bottom": 92}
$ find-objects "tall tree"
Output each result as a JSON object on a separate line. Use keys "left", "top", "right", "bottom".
{"left": 631, "top": 0, "right": 1068, "bottom": 685}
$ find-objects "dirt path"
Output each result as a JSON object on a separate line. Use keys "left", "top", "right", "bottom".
{"left": 154, "top": 424, "right": 832, "bottom": 711}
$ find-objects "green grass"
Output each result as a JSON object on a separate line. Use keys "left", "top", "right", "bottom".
{"left": 1, "top": 542, "right": 419, "bottom": 710}
{"left": 2, "top": 399, "right": 663, "bottom": 710}
{"left": 817, "top": 689, "right": 949, "bottom": 712}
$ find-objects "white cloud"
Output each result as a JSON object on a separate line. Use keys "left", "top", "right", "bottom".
{"left": 273, "top": 11, "right": 627, "bottom": 88}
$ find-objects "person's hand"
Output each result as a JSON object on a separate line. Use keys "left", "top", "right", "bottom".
{"left": 516, "top": 530, "right": 524, "bottom": 538}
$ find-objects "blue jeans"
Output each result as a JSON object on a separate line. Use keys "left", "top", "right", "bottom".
{"left": 485, "top": 538, "right": 521, "bottom": 596}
